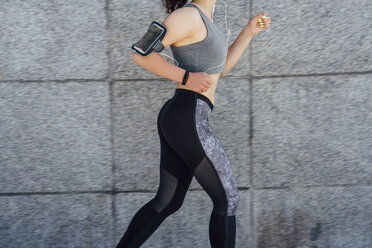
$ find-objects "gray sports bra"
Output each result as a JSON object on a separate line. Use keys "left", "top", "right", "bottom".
{"left": 170, "top": 3, "right": 228, "bottom": 74}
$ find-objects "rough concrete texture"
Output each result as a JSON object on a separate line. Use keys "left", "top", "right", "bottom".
{"left": 253, "top": 186, "right": 372, "bottom": 247}
{"left": 251, "top": 0, "right": 372, "bottom": 76}
{"left": 0, "top": 193, "right": 114, "bottom": 248}
{"left": 0, "top": 81, "right": 113, "bottom": 192}
{"left": 252, "top": 75, "right": 372, "bottom": 188}
{"left": 0, "top": 0, "right": 371, "bottom": 247}
{"left": 0, "top": 0, "right": 109, "bottom": 80}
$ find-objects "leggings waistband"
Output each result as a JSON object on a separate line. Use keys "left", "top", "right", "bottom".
{"left": 174, "top": 88, "right": 214, "bottom": 111}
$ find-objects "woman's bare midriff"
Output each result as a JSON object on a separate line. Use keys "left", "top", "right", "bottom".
{"left": 175, "top": 73, "right": 220, "bottom": 106}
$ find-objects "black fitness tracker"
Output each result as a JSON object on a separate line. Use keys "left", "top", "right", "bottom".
{"left": 182, "top": 70, "right": 190, "bottom": 85}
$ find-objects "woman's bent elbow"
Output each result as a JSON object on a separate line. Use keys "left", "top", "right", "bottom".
{"left": 132, "top": 52, "right": 151, "bottom": 64}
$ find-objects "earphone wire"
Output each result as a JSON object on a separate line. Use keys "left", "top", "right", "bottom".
{"left": 159, "top": 0, "right": 230, "bottom": 73}
{"left": 203, "top": 0, "right": 230, "bottom": 73}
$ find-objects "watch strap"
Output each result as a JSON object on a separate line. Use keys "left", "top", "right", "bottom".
{"left": 182, "top": 70, "right": 190, "bottom": 85}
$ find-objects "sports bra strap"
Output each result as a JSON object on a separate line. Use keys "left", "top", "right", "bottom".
{"left": 184, "top": 3, "right": 215, "bottom": 24}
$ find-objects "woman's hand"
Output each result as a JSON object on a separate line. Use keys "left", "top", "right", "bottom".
{"left": 185, "top": 72, "right": 213, "bottom": 93}
{"left": 246, "top": 12, "right": 271, "bottom": 37}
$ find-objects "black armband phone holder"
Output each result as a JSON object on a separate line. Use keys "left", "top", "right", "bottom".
{"left": 131, "top": 21, "right": 167, "bottom": 57}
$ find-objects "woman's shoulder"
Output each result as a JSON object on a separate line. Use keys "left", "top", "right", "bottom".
{"left": 160, "top": 5, "right": 201, "bottom": 48}
{"left": 163, "top": 4, "right": 200, "bottom": 27}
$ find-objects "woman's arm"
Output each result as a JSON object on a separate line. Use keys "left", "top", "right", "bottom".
{"left": 221, "top": 12, "right": 271, "bottom": 76}
{"left": 132, "top": 7, "right": 194, "bottom": 83}
{"left": 132, "top": 51, "right": 212, "bottom": 93}
{"left": 132, "top": 52, "right": 185, "bottom": 84}
{"left": 132, "top": 7, "right": 213, "bottom": 93}
{"left": 220, "top": 27, "right": 254, "bottom": 77}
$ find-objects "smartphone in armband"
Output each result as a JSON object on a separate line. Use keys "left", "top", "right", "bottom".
{"left": 131, "top": 21, "right": 167, "bottom": 57}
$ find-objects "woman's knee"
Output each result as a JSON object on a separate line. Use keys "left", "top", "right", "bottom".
{"left": 227, "top": 187, "right": 239, "bottom": 216}
{"left": 150, "top": 192, "right": 185, "bottom": 216}
{"left": 212, "top": 185, "right": 240, "bottom": 216}
{"left": 166, "top": 196, "right": 185, "bottom": 215}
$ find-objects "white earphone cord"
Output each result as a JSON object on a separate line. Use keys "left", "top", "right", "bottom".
{"left": 159, "top": 0, "right": 230, "bottom": 74}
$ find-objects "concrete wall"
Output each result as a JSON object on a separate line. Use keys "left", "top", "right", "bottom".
{"left": 0, "top": 0, "right": 371, "bottom": 247}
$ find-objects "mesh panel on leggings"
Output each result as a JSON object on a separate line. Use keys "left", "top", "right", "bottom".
{"left": 150, "top": 166, "right": 178, "bottom": 213}
{"left": 195, "top": 98, "right": 239, "bottom": 216}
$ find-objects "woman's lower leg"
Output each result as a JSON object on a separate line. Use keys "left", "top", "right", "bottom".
{"left": 116, "top": 134, "right": 193, "bottom": 248}
{"left": 209, "top": 209, "right": 236, "bottom": 248}
{"left": 115, "top": 201, "right": 167, "bottom": 248}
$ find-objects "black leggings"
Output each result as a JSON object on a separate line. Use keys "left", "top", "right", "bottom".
{"left": 116, "top": 88, "right": 239, "bottom": 248}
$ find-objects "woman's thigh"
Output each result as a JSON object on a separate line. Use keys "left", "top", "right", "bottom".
{"left": 194, "top": 98, "right": 239, "bottom": 216}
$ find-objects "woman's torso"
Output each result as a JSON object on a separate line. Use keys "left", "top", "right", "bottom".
{"left": 171, "top": 3, "right": 228, "bottom": 106}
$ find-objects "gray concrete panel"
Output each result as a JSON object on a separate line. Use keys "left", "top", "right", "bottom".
{"left": 252, "top": 75, "right": 372, "bottom": 187}
{"left": 251, "top": 0, "right": 372, "bottom": 76}
{"left": 0, "top": 193, "right": 114, "bottom": 248}
{"left": 112, "top": 80, "right": 176, "bottom": 191}
{"left": 253, "top": 186, "right": 372, "bottom": 247}
{"left": 0, "top": 81, "right": 112, "bottom": 192}
{"left": 0, "top": 0, "right": 108, "bottom": 80}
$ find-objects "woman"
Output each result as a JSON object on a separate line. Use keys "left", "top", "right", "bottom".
{"left": 116, "top": 0, "right": 270, "bottom": 247}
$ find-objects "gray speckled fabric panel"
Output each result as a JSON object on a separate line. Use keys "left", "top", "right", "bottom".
{"left": 195, "top": 98, "right": 239, "bottom": 216}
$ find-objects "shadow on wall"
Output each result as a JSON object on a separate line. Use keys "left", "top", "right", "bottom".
{"left": 257, "top": 208, "right": 324, "bottom": 247}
